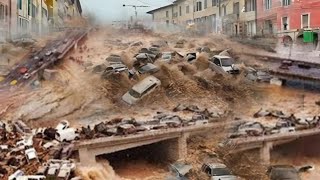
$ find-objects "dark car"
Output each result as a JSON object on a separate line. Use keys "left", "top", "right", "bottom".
{"left": 267, "top": 165, "right": 301, "bottom": 180}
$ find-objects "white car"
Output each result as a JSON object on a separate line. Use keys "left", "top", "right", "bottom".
{"left": 122, "top": 76, "right": 161, "bottom": 105}
{"left": 209, "top": 55, "right": 240, "bottom": 74}
{"left": 55, "top": 128, "right": 80, "bottom": 142}
{"left": 23, "top": 73, "right": 31, "bottom": 79}
{"left": 8, "top": 170, "right": 24, "bottom": 180}
{"left": 17, "top": 175, "right": 46, "bottom": 180}
{"left": 202, "top": 163, "right": 238, "bottom": 180}
{"left": 56, "top": 120, "right": 70, "bottom": 131}
{"left": 25, "top": 148, "right": 38, "bottom": 163}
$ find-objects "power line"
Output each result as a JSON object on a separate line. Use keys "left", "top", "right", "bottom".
{"left": 134, "top": 0, "right": 171, "bottom": 7}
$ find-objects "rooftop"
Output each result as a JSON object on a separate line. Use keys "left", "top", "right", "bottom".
{"left": 146, "top": 4, "right": 174, "bottom": 14}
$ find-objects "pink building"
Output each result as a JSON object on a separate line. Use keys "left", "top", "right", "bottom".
{"left": 257, "top": 0, "right": 320, "bottom": 45}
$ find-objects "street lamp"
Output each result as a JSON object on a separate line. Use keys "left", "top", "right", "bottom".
{"left": 122, "top": 4, "right": 149, "bottom": 20}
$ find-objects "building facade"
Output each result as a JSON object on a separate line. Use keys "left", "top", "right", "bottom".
{"left": 256, "top": 0, "right": 320, "bottom": 46}
{"left": 0, "top": 0, "right": 82, "bottom": 41}
{"left": 0, "top": 0, "right": 10, "bottom": 41}
{"left": 277, "top": 0, "right": 320, "bottom": 42}
{"left": 147, "top": 0, "right": 257, "bottom": 36}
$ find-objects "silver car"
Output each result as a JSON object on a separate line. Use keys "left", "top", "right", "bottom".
{"left": 202, "top": 163, "right": 238, "bottom": 180}
{"left": 122, "top": 76, "right": 161, "bottom": 105}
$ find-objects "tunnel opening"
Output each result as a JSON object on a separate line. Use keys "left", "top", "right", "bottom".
{"left": 96, "top": 139, "right": 181, "bottom": 178}
{"left": 271, "top": 135, "right": 320, "bottom": 165}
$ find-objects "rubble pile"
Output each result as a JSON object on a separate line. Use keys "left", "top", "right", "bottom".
{"left": 229, "top": 108, "right": 320, "bottom": 138}
{"left": 0, "top": 104, "right": 223, "bottom": 179}
{"left": 0, "top": 120, "right": 79, "bottom": 180}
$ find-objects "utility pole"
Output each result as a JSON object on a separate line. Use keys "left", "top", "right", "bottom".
{"left": 122, "top": 4, "right": 149, "bottom": 20}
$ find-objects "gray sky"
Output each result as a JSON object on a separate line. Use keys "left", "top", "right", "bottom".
{"left": 80, "top": 0, "right": 173, "bottom": 23}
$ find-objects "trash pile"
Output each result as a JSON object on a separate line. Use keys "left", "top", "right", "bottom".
{"left": 229, "top": 108, "right": 320, "bottom": 138}
{"left": 0, "top": 120, "right": 80, "bottom": 180}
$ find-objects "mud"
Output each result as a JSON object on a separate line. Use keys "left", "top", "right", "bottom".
{"left": 1, "top": 27, "right": 319, "bottom": 179}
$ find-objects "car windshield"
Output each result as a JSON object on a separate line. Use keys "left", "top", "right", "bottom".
{"left": 129, "top": 89, "right": 141, "bottom": 98}
{"left": 221, "top": 58, "right": 234, "bottom": 66}
{"left": 212, "top": 168, "right": 232, "bottom": 176}
{"left": 162, "top": 54, "right": 171, "bottom": 59}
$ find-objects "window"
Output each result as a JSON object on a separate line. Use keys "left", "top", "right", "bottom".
{"left": 233, "top": 2, "right": 240, "bottom": 14}
{"left": 204, "top": 0, "right": 207, "bottom": 9}
{"left": 18, "top": 0, "right": 22, "bottom": 10}
{"left": 0, "top": 4, "right": 4, "bottom": 20}
{"left": 179, "top": 6, "right": 182, "bottom": 16}
{"left": 246, "top": 0, "right": 256, "bottom": 11}
{"left": 282, "top": 0, "right": 291, "bottom": 6}
{"left": 213, "top": 58, "right": 221, "bottom": 66}
{"left": 129, "top": 89, "right": 141, "bottom": 98}
{"left": 5, "top": 5, "right": 8, "bottom": 17}
{"left": 223, "top": 5, "right": 226, "bottom": 16}
{"left": 203, "top": 166, "right": 212, "bottom": 176}
{"left": 265, "top": 0, "right": 271, "bottom": 9}
{"left": 141, "top": 83, "right": 157, "bottom": 97}
{"left": 282, "top": 17, "right": 289, "bottom": 30}
{"left": 31, "top": 5, "right": 36, "bottom": 18}
{"left": 196, "top": 1, "right": 202, "bottom": 11}
{"left": 28, "top": 0, "right": 31, "bottom": 15}
{"left": 212, "top": 0, "right": 217, "bottom": 6}
{"left": 42, "top": 8, "right": 48, "bottom": 18}
{"left": 302, "top": 14, "right": 309, "bottom": 28}
{"left": 166, "top": 11, "right": 169, "bottom": 18}
{"left": 186, "top": 5, "right": 190, "bottom": 14}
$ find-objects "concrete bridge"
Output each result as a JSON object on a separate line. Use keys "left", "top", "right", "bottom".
{"left": 74, "top": 121, "right": 239, "bottom": 165}
{"left": 227, "top": 128, "right": 320, "bottom": 164}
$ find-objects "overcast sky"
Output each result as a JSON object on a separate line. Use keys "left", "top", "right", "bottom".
{"left": 80, "top": 0, "right": 173, "bottom": 23}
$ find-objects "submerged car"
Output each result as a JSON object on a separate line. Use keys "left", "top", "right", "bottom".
{"left": 160, "top": 52, "right": 173, "bottom": 63}
{"left": 268, "top": 165, "right": 301, "bottom": 180}
{"left": 122, "top": 76, "right": 161, "bottom": 105}
{"left": 138, "top": 63, "right": 159, "bottom": 74}
{"left": 202, "top": 163, "right": 238, "bottom": 180}
{"left": 209, "top": 55, "right": 240, "bottom": 74}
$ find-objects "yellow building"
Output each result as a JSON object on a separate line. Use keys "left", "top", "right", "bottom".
{"left": 45, "top": 0, "right": 82, "bottom": 30}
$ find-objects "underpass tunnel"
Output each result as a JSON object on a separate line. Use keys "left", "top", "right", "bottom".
{"left": 96, "top": 138, "right": 182, "bottom": 174}
{"left": 271, "top": 135, "right": 320, "bottom": 164}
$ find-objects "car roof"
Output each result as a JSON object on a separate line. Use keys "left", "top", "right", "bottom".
{"left": 132, "top": 76, "right": 160, "bottom": 93}
{"left": 108, "top": 64, "right": 126, "bottom": 68}
{"left": 213, "top": 55, "right": 231, "bottom": 59}
{"left": 204, "top": 163, "right": 227, "bottom": 169}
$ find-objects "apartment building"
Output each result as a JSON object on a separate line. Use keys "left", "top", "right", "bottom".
{"left": 29, "top": 0, "right": 49, "bottom": 35}
{"left": 46, "top": 0, "right": 82, "bottom": 29}
{"left": 147, "top": 0, "right": 257, "bottom": 36}
{"left": 256, "top": 0, "right": 320, "bottom": 46}
{"left": 0, "top": 0, "right": 10, "bottom": 41}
